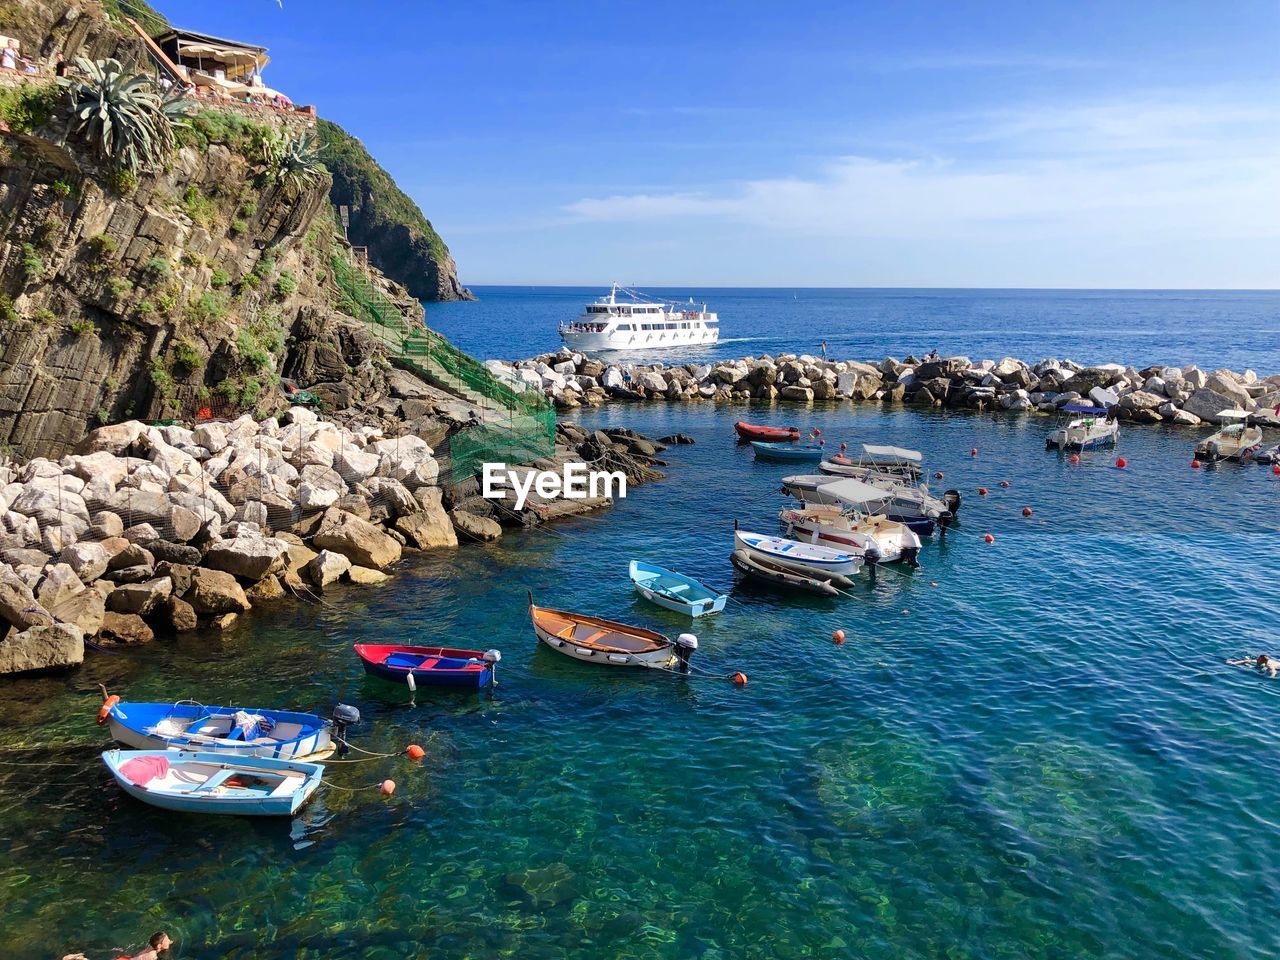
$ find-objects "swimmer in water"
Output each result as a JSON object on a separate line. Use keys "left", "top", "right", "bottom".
{"left": 1227, "top": 654, "right": 1278, "bottom": 677}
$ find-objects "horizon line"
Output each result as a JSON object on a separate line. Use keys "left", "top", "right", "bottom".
{"left": 455, "top": 283, "right": 1280, "bottom": 293}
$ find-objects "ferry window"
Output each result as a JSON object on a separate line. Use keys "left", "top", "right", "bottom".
{"left": 618, "top": 324, "right": 631, "bottom": 331}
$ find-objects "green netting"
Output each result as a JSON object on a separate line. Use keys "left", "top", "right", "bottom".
{"left": 330, "top": 254, "right": 555, "bottom": 478}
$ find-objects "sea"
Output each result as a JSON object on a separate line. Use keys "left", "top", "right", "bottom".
{"left": 2, "top": 288, "right": 1279, "bottom": 959}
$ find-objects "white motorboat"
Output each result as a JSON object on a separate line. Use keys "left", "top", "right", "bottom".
{"left": 779, "top": 503, "right": 922, "bottom": 567}
{"left": 781, "top": 475, "right": 960, "bottom": 536}
{"left": 1195, "top": 413, "right": 1264, "bottom": 462}
{"left": 734, "top": 529, "right": 864, "bottom": 578}
{"left": 1045, "top": 404, "right": 1119, "bottom": 450}
{"left": 820, "top": 444, "right": 923, "bottom": 481}
{"left": 559, "top": 284, "right": 719, "bottom": 352}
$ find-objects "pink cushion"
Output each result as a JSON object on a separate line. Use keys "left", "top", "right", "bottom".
{"left": 119, "top": 755, "right": 170, "bottom": 787}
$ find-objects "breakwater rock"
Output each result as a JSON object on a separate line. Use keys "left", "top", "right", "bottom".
{"left": 0, "top": 409, "right": 668, "bottom": 676}
{"left": 492, "top": 352, "right": 1280, "bottom": 429}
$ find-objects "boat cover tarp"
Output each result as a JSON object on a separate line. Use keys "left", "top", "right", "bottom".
{"left": 815, "top": 478, "right": 896, "bottom": 507}
{"left": 860, "top": 444, "right": 922, "bottom": 462}
{"left": 119, "top": 754, "right": 169, "bottom": 786}
{"left": 1060, "top": 404, "right": 1107, "bottom": 415}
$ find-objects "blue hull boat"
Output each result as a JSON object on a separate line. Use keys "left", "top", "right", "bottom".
{"left": 354, "top": 644, "right": 498, "bottom": 689}
{"left": 629, "top": 560, "right": 727, "bottom": 617}
{"left": 103, "top": 749, "right": 324, "bottom": 817}
{"left": 100, "top": 700, "right": 334, "bottom": 761}
{"left": 750, "top": 441, "right": 825, "bottom": 462}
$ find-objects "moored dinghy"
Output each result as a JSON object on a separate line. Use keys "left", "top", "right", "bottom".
{"left": 98, "top": 698, "right": 336, "bottom": 761}
{"left": 528, "top": 592, "right": 697, "bottom": 670}
{"left": 1195, "top": 413, "right": 1264, "bottom": 462}
{"left": 734, "top": 527, "right": 864, "bottom": 577}
{"left": 1046, "top": 404, "right": 1119, "bottom": 450}
{"left": 751, "top": 439, "right": 825, "bottom": 462}
{"left": 779, "top": 503, "right": 922, "bottom": 566}
{"left": 354, "top": 644, "right": 500, "bottom": 689}
{"left": 102, "top": 749, "right": 324, "bottom": 817}
{"left": 628, "top": 561, "right": 727, "bottom": 617}
{"left": 735, "top": 421, "right": 800, "bottom": 443}
{"left": 729, "top": 549, "right": 848, "bottom": 596}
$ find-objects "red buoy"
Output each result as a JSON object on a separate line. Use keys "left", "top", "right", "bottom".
{"left": 1116, "top": 457, "right": 1127, "bottom": 469}
{"left": 999, "top": 481, "right": 1010, "bottom": 488}
{"left": 732, "top": 671, "right": 748, "bottom": 686}
{"left": 970, "top": 447, "right": 979, "bottom": 457}
{"left": 978, "top": 487, "right": 989, "bottom": 496}
{"left": 1022, "top": 507, "right": 1033, "bottom": 517}
{"left": 840, "top": 442, "right": 846, "bottom": 451}
{"left": 1069, "top": 454, "right": 1080, "bottom": 465}
{"left": 1273, "top": 465, "right": 1280, "bottom": 476}
{"left": 1191, "top": 459, "right": 1201, "bottom": 469}
{"left": 983, "top": 533, "right": 995, "bottom": 544}
{"left": 380, "top": 779, "right": 396, "bottom": 796}
{"left": 934, "top": 471, "right": 944, "bottom": 480}
{"left": 832, "top": 630, "right": 846, "bottom": 645}
{"left": 929, "top": 581, "right": 938, "bottom": 587}
{"left": 406, "top": 744, "right": 425, "bottom": 762}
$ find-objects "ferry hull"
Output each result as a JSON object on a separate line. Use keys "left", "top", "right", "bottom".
{"left": 561, "top": 327, "right": 720, "bottom": 352}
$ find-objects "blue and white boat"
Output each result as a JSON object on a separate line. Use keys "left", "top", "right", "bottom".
{"left": 734, "top": 529, "right": 864, "bottom": 577}
{"left": 628, "top": 560, "right": 727, "bottom": 617}
{"left": 102, "top": 749, "right": 324, "bottom": 817}
{"left": 100, "top": 700, "right": 334, "bottom": 761}
{"left": 750, "top": 440, "right": 825, "bottom": 462}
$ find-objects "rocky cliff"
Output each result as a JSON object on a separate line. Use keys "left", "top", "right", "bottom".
{"left": 317, "top": 119, "right": 474, "bottom": 303}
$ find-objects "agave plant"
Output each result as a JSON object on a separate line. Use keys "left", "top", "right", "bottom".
{"left": 261, "top": 131, "right": 326, "bottom": 196}
{"left": 59, "top": 57, "right": 174, "bottom": 172}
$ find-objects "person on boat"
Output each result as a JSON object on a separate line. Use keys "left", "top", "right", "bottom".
{"left": 1227, "top": 654, "right": 1278, "bottom": 677}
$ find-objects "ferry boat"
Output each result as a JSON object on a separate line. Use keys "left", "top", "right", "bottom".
{"left": 559, "top": 284, "right": 719, "bottom": 352}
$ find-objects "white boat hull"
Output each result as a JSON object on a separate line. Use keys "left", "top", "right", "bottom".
{"left": 734, "top": 530, "right": 864, "bottom": 577}
{"left": 781, "top": 510, "right": 921, "bottom": 564}
{"left": 531, "top": 618, "right": 676, "bottom": 668}
{"left": 1046, "top": 420, "right": 1119, "bottom": 450}
{"left": 561, "top": 326, "right": 719, "bottom": 352}
{"left": 106, "top": 714, "right": 334, "bottom": 762}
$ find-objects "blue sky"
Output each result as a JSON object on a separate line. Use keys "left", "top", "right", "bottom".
{"left": 155, "top": 1, "right": 1279, "bottom": 288}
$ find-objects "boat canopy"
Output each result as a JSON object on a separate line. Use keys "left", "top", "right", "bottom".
{"left": 816, "top": 478, "right": 896, "bottom": 508}
{"left": 1060, "top": 404, "right": 1107, "bottom": 415}
{"left": 861, "top": 444, "right": 922, "bottom": 462}
{"left": 1216, "top": 409, "right": 1250, "bottom": 420}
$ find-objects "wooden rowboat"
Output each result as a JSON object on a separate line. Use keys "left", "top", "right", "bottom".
{"left": 729, "top": 549, "right": 843, "bottom": 596}
{"left": 629, "top": 561, "right": 726, "bottom": 617}
{"left": 735, "top": 421, "right": 800, "bottom": 443}
{"left": 528, "top": 592, "right": 693, "bottom": 669}
{"left": 354, "top": 643, "right": 499, "bottom": 690}
{"left": 102, "top": 749, "right": 323, "bottom": 817}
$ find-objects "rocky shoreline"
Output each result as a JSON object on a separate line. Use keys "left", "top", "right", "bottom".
{"left": 491, "top": 352, "right": 1280, "bottom": 429}
{"left": 0, "top": 408, "right": 672, "bottom": 677}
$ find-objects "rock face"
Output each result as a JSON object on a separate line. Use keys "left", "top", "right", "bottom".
{"left": 0, "top": 623, "right": 84, "bottom": 674}
{"left": 187, "top": 568, "right": 251, "bottom": 614}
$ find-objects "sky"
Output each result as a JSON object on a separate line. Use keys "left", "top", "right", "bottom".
{"left": 154, "top": 1, "right": 1280, "bottom": 288}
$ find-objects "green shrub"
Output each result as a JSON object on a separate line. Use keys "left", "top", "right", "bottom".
{"left": 273, "top": 270, "right": 297, "bottom": 300}
{"left": 0, "top": 83, "right": 59, "bottom": 134}
{"left": 136, "top": 300, "right": 156, "bottom": 317}
{"left": 69, "top": 317, "right": 96, "bottom": 337}
{"left": 20, "top": 244, "right": 44, "bottom": 281}
{"left": 155, "top": 289, "right": 180, "bottom": 312}
{"left": 87, "top": 235, "right": 119, "bottom": 256}
{"left": 142, "top": 255, "right": 169, "bottom": 277}
{"left": 236, "top": 327, "right": 272, "bottom": 371}
{"left": 0, "top": 298, "right": 15, "bottom": 323}
{"left": 210, "top": 268, "right": 231, "bottom": 288}
{"left": 105, "top": 168, "right": 139, "bottom": 194}
{"left": 175, "top": 109, "right": 272, "bottom": 155}
{"left": 108, "top": 277, "right": 132, "bottom": 299}
{"left": 34, "top": 308, "right": 57, "bottom": 325}
{"left": 149, "top": 358, "right": 174, "bottom": 399}
{"left": 181, "top": 251, "right": 206, "bottom": 268}
{"left": 230, "top": 219, "right": 248, "bottom": 236}
{"left": 189, "top": 290, "right": 227, "bottom": 323}
{"left": 239, "top": 201, "right": 257, "bottom": 218}
{"left": 172, "top": 338, "right": 201, "bottom": 374}
{"left": 181, "top": 186, "right": 217, "bottom": 228}
{"left": 36, "top": 215, "right": 61, "bottom": 248}
{"left": 51, "top": 180, "right": 74, "bottom": 199}
{"left": 59, "top": 57, "right": 177, "bottom": 172}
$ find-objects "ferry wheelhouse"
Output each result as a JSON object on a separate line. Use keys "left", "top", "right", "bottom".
{"left": 560, "top": 284, "right": 719, "bottom": 352}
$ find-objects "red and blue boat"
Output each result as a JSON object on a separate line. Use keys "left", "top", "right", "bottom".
{"left": 354, "top": 644, "right": 500, "bottom": 690}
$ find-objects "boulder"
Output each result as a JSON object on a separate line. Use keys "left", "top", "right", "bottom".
{"left": 779, "top": 385, "right": 814, "bottom": 402}
{"left": 246, "top": 575, "right": 286, "bottom": 602}
{"left": 0, "top": 622, "right": 83, "bottom": 674}
{"left": 1171, "top": 408, "right": 1203, "bottom": 426}
{"left": 107, "top": 543, "right": 154, "bottom": 572}
{"left": 313, "top": 509, "right": 402, "bottom": 569}
{"left": 160, "top": 595, "right": 198, "bottom": 632}
{"left": 450, "top": 509, "right": 503, "bottom": 543}
{"left": 99, "top": 612, "right": 154, "bottom": 645}
{"left": 346, "top": 566, "right": 390, "bottom": 585}
{"left": 362, "top": 477, "right": 418, "bottom": 519}
{"left": 47, "top": 585, "right": 106, "bottom": 637}
{"left": 1205, "top": 372, "right": 1256, "bottom": 411}
{"left": 395, "top": 509, "right": 458, "bottom": 550}
{"left": 0, "top": 565, "right": 52, "bottom": 630}
{"left": 74, "top": 421, "right": 147, "bottom": 455}
{"left": 914, "top": 357, "right": 970, "bottom": 380}
{"left": 202, "top": 533, "right": 289, "bottom": 582}
{"left": 305, "top": 550, "right": 352, "bottom": 589}
{"left": 187, "top": 568, "right": 251, "bottom": 614}
{"left": 1062, "top": 367, "right": 1122, "bottom": 395}
{"left": 106, "top": 577, "right": 172, "bottom": 616}
{"left": 154, "top": 562, "right": 193, "bottom": 596}
{"left": 201, "top": 612, "right": 240, "bottom": 631}
{"left": 146, "top": 540, "right": 202, "bottom": 566}
{"left": 123, "top": 523, "right": 162, "bottom": 544}
{"left": 1117, "top": 390, "right": 1164, "bottom": 413}
{"left": 1181, "top": 389, "right": 1241, "bottom": 423}
{"left": 35, "top": 564, "right": 85, "bottom": 609}
{"left": 101, "top": 564, "right": 155, "bottom": 585}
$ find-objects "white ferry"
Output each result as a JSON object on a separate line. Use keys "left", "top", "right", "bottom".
{"left": 559, "top": 284, "right": 719, "bottom": 352}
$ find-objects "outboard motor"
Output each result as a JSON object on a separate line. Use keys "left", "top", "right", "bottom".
{"left": 483, "top": 649, "right": 502, "bottom": 684}
{"left": 331, "top": 703, "right": 361, "bottom": 758}
{"left": 674, "top": 633, "right": 698, "bottom": 673}
{"left": 902, "top": 546, "right": 922, "bottom": 569}
{"left": 941, "top": 490, "right": 963, "bottom": 528}
{"left": 863, "top": 546, "right": 881, "bottom": 576}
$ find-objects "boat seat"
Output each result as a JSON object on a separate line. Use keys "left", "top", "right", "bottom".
{"left": 665, "top": 584, "right": 691, "bottom": 595}
{"left": 385, "top": 652, "right": 430, "bottom": 670}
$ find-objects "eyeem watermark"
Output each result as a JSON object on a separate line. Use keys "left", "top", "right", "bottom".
{"left": 482, "top": 463, "right": 627, "bottom": 510}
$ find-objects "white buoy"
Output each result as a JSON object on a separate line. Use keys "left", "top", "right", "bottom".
{"left": 406, "top": 671, "right": 417, "bottom": 692}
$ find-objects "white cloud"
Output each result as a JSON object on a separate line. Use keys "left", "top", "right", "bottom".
{"left": 564, "top": 94, "right": 1280, "bottom": 248}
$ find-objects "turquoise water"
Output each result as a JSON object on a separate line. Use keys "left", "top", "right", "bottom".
{"left": 3, "top": 401, "right": 1279, "bottom": 958}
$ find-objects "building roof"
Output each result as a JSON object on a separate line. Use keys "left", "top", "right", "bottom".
{"left": 153, "top": 28, "right": 267, "bottom": 55}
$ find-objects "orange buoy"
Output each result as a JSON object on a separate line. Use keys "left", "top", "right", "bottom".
{"left": 1022, "top": 507, "right": 1033, "bottom": 517}
{"left": 732, "top": 671, "right": 748, "bottom": 686}
{"left": 96, "top": 695, "right": 121, "bottom": 726}
{"left": 984, "top": 533, "right": 995, "bottom": 544}
{"left": 406, "top": 744, "right": 425, "bottom": 762}
{"left": 934, "top": 471, "right": 944, "bottom": 480}
{"left": 1116, "top": 457, "right": 1127, "bottom": 469}
{"left": 1069, "top": 454, "right": 1080, "bottom": 465}
{"left": 999, "top": 481, "right": 1010, "bottom": 488}
{"left": 970, "top": 447, "right": 978, "bottom": 457}
{"left": 1191, "top": 459, "right": 1202, "bottom": 469}
{"left": 832, "top": 629, "right": 846, "bottom": 644}
{"left": 978, "top": 487, "right": 988, "bottom": 496}
{"left": 380, "top": 779, "right": 396, "bottom": 796}
{"left": 929, "top": 581, "right": 938, "bottom": 587}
